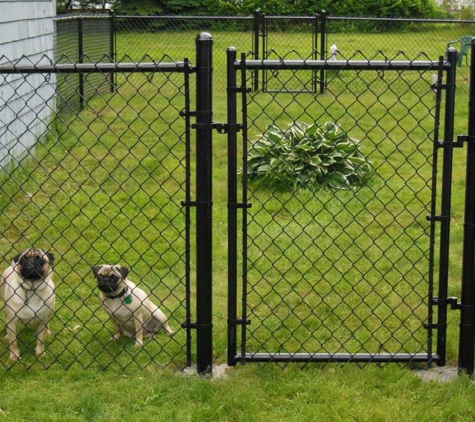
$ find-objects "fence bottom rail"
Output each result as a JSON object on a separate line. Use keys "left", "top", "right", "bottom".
{"left": 233, "top": 353, "right": 440, "bottom": 364}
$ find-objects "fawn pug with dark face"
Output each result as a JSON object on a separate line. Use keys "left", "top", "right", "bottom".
{"left": 92, "top": 264, "right": 174, "bottom": 346}
{"left": 1, "top": 248, "right": 56, "bottom": 361}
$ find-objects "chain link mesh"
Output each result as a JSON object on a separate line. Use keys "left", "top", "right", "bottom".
{"left": 0, "top": 58, "right": 191, "bottom": 369}
{"left": 239, "top": 53, "right": 441, "bottom": 362}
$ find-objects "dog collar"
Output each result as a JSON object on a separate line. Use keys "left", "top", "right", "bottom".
{"left": 106, "top": 287, "right": 128, "bottom": 300}
{"left": 20, "top": 279, "right": 47, "bottom": 291}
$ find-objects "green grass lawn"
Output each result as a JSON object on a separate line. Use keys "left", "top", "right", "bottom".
{"left": 0, "top": 27, "right": 474, "bottom": 420}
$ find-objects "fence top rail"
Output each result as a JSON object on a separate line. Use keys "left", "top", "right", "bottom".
{"left": 115, "top": 14, "right": 253, "bottom": 21}
{"left": 0, "top": 62, "right": 192, "bottom": 74}
{"left": 326, "top": 15, "right": 475, "bottom": 24}
{"left": 237, "top": 59, "right": 447, "bottom": 71}
{"left": 54, "top": 14, "right": 110, "bottom": 21}
{"left": 263, "top": 15, "right": 318, "bottom": 20}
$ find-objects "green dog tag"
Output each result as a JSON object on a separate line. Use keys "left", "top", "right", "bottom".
{"left": 124, "top": 295, "right": 132, "bottom": 305}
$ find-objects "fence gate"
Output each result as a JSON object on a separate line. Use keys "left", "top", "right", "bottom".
{"left": 226, "top": 48, "right": 459, "bottom": 366}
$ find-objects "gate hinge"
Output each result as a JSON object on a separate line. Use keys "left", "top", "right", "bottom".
{"left": 426, "top": 215, "right": 450, "bottom": 222}
{"left": 228, "top": 202, "right": 252, "bottom": 209}
{"left": 181, "top": 200, "right": 213, "bottom": 208}
{"left": 423, "top": 323, "right": 444, "bottom": 330}
{"left": 180, "top": 110, "right": 212, "bottom": 118}
{"left": 181, "top": 322, "right": 214, "bottom": 330}
{"left": 213, "top": 123, "right": 244, "bottom": 134}
{"left": 228, "top": 87, "right": 252, "bottom": 94}
{"left": 227, "top": 318, "right": 251, "bottom": 326}
{"left": 191, "top": 122, "right": 243, "bottom": 134}
{"left": 432, "top": 296, "right": 461, "bottom": 310}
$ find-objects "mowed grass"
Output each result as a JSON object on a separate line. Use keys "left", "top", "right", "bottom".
{"left": 0, "top": 27, "right": 473, "bottom": 420}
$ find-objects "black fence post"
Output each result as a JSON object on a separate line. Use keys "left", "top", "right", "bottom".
{"left": 109, "top": 9, "right": 116, "bottom": 93}
{"left": 227, "top": 47, "right": 238, "bottom": 367}
{"left": 262, "top": 12, "right": 267, "bottom": 92}
{"left": 253, "top": 9, "right": 260, "bottom": 92}
{"left": 195, "top": 32, "right": 214, "bottom": 376}
{"left": 458, "top": 39, "right": 475, "bottom": 376}
{"left": 436, "top": 47, "right": 457, "bottom": 367}
{"left": 312, "top": 13, "right": 319, "bottom": 93}
{"left": 78, "top": 17, "right": 84, "bottom": 110}
{"left": 319, "top": 10, "right": 327, "bottom": 94}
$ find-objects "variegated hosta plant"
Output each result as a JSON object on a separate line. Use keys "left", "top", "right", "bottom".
{"left": 246, "top": 121, "right": 372, "bottom": 191}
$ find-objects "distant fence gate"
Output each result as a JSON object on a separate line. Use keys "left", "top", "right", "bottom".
{"left": 3, "top": 33, "right": 475, "bottom": 376}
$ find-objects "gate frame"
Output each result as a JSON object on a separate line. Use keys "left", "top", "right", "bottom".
{"left": 458, "top": 39, "right": 475, "bottom": 375}
{"left": 226, "top": 50, "right": 458, "bottom": 367}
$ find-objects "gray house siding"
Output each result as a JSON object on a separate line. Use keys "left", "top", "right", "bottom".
{"left": 0, "top": 0, "right": 56, "bottom": 169}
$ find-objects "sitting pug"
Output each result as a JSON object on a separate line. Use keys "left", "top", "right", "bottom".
{"left": 92, "top": 264, "right": 174, "bottom": 346}
{"left": 1, "top": 248, "right": 56, "bottom": 361}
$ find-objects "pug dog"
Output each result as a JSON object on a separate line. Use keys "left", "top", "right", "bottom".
{"left": 1, "top": 248, "right": 55, "bottom": 361}
{"left": 92, "top": 264, "right": 174, "bottom": 347}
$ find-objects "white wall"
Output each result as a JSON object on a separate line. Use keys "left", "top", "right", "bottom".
{"left": 0, "top": 0, "right": 56, "bottom": 169}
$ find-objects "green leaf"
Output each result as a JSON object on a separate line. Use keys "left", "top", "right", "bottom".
{"left": 308, "top": 156, "right": 323, "bottom": 167}
{"left": 326, "top": 172, "right": 347, "bottom": 188}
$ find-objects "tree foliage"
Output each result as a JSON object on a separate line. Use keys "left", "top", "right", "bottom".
{"left": 57, "top": 0, "right": 446, "bottom": 19}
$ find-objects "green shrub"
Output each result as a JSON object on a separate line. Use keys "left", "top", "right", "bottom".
{"left": 245, "top": 120, "right": 372, "bottom": 191}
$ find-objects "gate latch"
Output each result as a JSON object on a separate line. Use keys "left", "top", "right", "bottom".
{"left": 432, "top": 296, "right": 461, "bottom": 310}
{"left": 438, "top": 135, "right": 475, "bottom": 148}
{"left": 455, "top": 135, "right": 475, "bottom": 148}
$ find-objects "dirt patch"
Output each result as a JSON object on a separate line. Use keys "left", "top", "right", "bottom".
{"left": 414, "top": 366, "right": 458, "bottom": 382}
{"left": 181, "top": 364, "right": 230, "bottom": 379}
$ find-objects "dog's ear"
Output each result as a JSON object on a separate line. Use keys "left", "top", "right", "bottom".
{"left": 47, "top": 252, "right": 55, "bottom": 265}
{"left": 119, "top": 266, "right": 130, "bottom": 280}
{"left": 12, "top": 253, "right": 21, "bottom": 264}
{"left": 92, "top": 265, "right": 102, "bottom": 277}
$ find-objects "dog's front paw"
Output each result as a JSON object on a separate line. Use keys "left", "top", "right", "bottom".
{"left": 9, "top": 351, "right": 21, "bottom": 362}
{"left": 35, "top": 345, "right": 45, "bottom": 358}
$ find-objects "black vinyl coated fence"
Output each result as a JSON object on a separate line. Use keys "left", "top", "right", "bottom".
{"left": 2, "top": 15, "right": 475, "bottom": 375}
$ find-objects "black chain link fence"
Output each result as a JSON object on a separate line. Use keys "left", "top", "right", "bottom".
{"left": 0, "top": 58, "right": 193, "bottom": 370}
{"left": 0, "top": 13, "right": 471, "bottom": 370}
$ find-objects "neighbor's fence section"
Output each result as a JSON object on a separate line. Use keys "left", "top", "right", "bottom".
{"left": 54, "top": 14, "right": 114, "bottom": 116}
{"left": 52, "top": 11, "right": 475, "bottom": 106}
{"left": 112, "top": 14, "right": 257, "bottom": 89}
{"left": 0, "top": 56, "right": 197, "bottom": 370}
{"left": 320, "top": 13, "right": 475, "bottom": 95}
